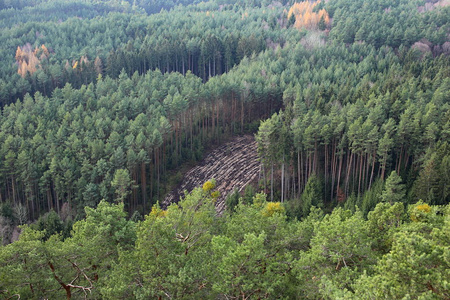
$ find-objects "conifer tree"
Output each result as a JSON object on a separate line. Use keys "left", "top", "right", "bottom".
{"left": 381, "top": 171, "right": 405, "bottom": 204}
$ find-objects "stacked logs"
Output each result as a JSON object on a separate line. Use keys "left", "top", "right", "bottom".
{"left": 163, "top": 135, "right": 261, "bottom": 214}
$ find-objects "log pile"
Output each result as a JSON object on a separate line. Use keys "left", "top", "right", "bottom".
{"left": 163, "top": 135, "right": 261, "bottom": 214}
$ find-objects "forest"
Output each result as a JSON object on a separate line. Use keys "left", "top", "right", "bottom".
{"left": 0, "top": 0, "right": 449, "bottom": 298}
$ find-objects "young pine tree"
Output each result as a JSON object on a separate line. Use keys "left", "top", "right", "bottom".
{"left": 381, "top": 171, "right": 406, "bottom": 205}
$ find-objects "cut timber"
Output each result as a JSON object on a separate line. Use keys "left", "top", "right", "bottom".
{"left": 163, "top": 135, "right": 261, "bottom": 214}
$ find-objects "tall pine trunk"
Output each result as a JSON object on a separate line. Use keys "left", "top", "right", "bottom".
{"left": 281, "top": 155, "right": 285, "bottom": 203}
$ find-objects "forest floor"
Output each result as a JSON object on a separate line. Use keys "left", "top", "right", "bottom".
{"left": 163, "top": 135, "right": 261, "bottom": 214}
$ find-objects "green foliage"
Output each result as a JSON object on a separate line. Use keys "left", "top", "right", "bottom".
{"left": 0, "top": 200, "right": 135, "bottom": 299}
{"left": 0, "top": 189, "right": 448, "bottom": 299}
{"left": 213, "top": 192, "right": 307, "bottom": 298}
{"left": 242, "top": 184, "right": 256, "bottom": 205}
{"left": 381, "top": 171, "right": 406, "bottom": 204}
{"left": 212, "top": 232, "right": 282, "bottom": 298}
{"left": 225, "top": 188, "right": 240, "bottom": 213}
{"left": 107, "top": 186, "right": 217, "bottom": 299}
{"left": 0, "top": 0, "right": 448, "bottom": 224}
{"left": 343, "top": 192, "right": 357, "bottom": 212}
{"left": 301, "top": 174, "right": 323, "bottom": 218}
{"left": 32, "top": 210, "right": 66, "bottom": 240}
{"left": 72, "top": 200, "right": 136, "bottom": 249}
{"left": 288, "top": 13, "right": 296, "bottom": 28}
{"left": 111, "top": 168, "right": 134, "bottom": 203}
{"left": 285, "top": 198, "right": 302, "bottom": 220}
{"left": 0, "top": 227, "right": 48, "bottom": 299}
{"left": 261, "top": 201, "right": 285, "bottom": 217}
{"left": 202, "top": 179, "right": 215, "bottom": 192}
{"left": 354, "top": 205, "right": 449, "bottom": 299}
{"left": 409, "top": 201, "right": 435, "bottom": 223}
{"left": 0, "top": 202, "right": 13, "bottom": 220}
{"left": 0, "top": 0, "right": 449, "bottom": 297}
{"left": 367, "top": 201, "right": 405, "bottom": 253}
{"left": 413, "top": 142, "right": 450, "bottom": 205}
{"left": 325, "top": 0, "right": 450, "bottom": 49}
{"left": 361, "top": 179, "right": 384, "bottom": 216}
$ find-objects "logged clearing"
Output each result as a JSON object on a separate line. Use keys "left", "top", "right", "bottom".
{"left": 163, "top": 135, "right": 261, "bottom": 214}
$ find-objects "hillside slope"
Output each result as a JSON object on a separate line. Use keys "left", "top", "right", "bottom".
{"left": 163, "top": 135, "right": 261, "bottom": 213}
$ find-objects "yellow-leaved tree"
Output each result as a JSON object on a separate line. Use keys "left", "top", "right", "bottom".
{"left": 15, "top": 44, "right": 49, "bottom": 77}
{"left": 287, "top": 1, "right": 330, "bottom": 30}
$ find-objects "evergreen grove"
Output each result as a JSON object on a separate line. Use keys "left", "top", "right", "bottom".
{"left": 0, "top": 0, "right": 449, "bottom": 297}
{"left": 1, "top": 184, "right": 449, "bottom": 299}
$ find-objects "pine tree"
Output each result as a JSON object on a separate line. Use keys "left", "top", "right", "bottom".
{"left": 111, "top": 169, "right": 134, "bottom": 204}
{"left": 301, "top": 174, "right": 322, "bottom": 217}
{"left": 381, "top": 171, "right": 405, "bottom": 204}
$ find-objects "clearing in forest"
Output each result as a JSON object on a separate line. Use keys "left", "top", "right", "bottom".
{"left": 163, "top": 135, "right": 261, "bottom": 213}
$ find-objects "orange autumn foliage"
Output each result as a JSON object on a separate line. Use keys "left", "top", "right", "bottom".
{"left": 15, "top": 44, "right": 49, "bottom": 77}
{"left": 40, "top": 44, "right": 49, "bottom": 57}
{"left": 288, "top": 1, "right": 330, "bottom": 30}
{"left": 79, "top": 55, "right": 89, "bottom": 71}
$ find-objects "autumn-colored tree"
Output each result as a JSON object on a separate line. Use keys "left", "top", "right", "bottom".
{"left": 15, "top": 44, "right": 49, "bottom": 77}
{"left": 40, "top": 44, "right": 49, "bottom": 57}
{"left": 94, "top": 56, "right": 103, "bottom": 75}
{"left": 287, "top": 1, "right": 330, "bottom": 30}
{"left": 262, "top": 201, "right": 285, "bottom": 217}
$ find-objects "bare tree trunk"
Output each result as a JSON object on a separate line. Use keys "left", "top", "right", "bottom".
{"left": 281, "top": 155, "right": 285, "bottom": 203}
{"left": 324, "top": 143, "right": 328, "bottom": 202}
{"left": 141, "top": 163, "right": 147, "bottom": 211}
{"left": 331, "top": 142, "right": 336, "bottom": 201}
{"left": 364, "top": 152, "right": 370, "bottom": 191}
{"left": 313, "top": 140, "right": 318, "bottom": 175}
{"left": 358, "top": 154, "right": 363, "bottom": 197}
{"left": 298, "top": 151, "right": 301, "bottom": 198}
{"left": 271, "top": 163, "right": 274, "bottom": 202}
{"left": 396, "top": 145, "right": 404, "bottom": 175}
{"left": 241, "top": 100, "right": 244, "bottom": 133}
{"left": 292, "top": 160, "right": 296, "bottom": 199}
{"left": 369, "top": 151, "right": 376, "bottom": 190}
{"left": 345, "top": 151, "right": 352, "bottom": 196}
{"left": 208, "top": 60, "right": 211, "bottom": 79}
{"left": 381, "top": 156, "right": 386, "bottom": 181}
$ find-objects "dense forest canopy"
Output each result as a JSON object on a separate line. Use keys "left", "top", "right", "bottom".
{"left": 0, "top": 0, "right": 449, "bottom": 298}
{"left": 1, "top": 186, "right": 449, "bottom": 299}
